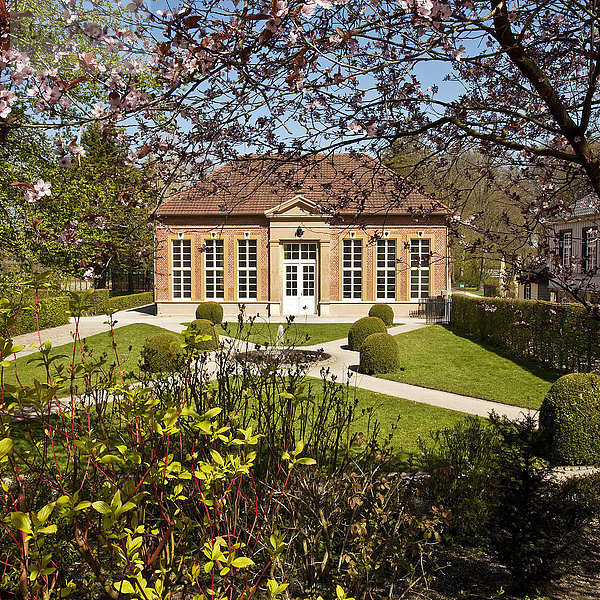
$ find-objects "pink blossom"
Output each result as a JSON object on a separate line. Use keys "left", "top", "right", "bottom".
{"left": 33, "top": 179, "right": 52, "bottom": 198}
{"left": 91, "top": 103, "right": 105, "bottom": 117}
{"left": 274, "top": 0, "right": 288, "bottom": 17}
{"left": 301, "top": 1, "right": 317, "bottom": 18}
{"left": 315, "top": 0, "right": 333, "bottom": 8}
{"left": 348, "top": 120, "right": 364, "bottom": 134}
{"left": 0, "top": 100, "right": 11, "bottom": 118}
{"left": 68, "top": 141, "right": 86, "bottom": 157}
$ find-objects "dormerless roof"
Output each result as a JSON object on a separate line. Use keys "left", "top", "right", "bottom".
{"left": 158, "top": 153, "right": 444, "bottom": 217}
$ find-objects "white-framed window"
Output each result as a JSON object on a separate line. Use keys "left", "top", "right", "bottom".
{"left": 237, "top": 239, "right": 258, "bottom": 300}
{"left": 559, "top": 230, "right": 572, "bottom": 268}
{"left": 583, "top": 228, "right": 598, "bottom": 272}
{"left": 204, "top": 239, "right": 224, "bottom": 299}
{"left": 524, "top": 282, "right": 532, "bottom": 300}
{"left": 376, "top": 239, "right": 396, "bottom": 299}
{"left": 172, "top": 239, "right": 192, "bottom": 300}
{"left": 342, "top": 239, "right": 362, "bottom": 299}
{"left": 410, "top": 238, "right": 430, "bottom": 299}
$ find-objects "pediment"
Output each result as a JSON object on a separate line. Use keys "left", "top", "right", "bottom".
{"left": 264, "top": 195, "right": 320, "bottom": 218}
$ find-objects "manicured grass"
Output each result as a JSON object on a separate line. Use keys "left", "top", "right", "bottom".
{"left": 219, "top": 321, "right": 355, "bottom": 347}
{"left": 345, "top": 384, "right": 471, "bottom": 458}
{"left": 376, "top": 325, "right": 558, "bottom": 409}
{"left": 2, "top": 323, "right": 178, "bottom": 389}
{"left": 453, "top": 286, "right": 484, "bottom": 296}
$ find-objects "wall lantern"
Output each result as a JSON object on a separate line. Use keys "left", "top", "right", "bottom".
{"left": 295, "top": 226, "right": 304, "bottom": 238}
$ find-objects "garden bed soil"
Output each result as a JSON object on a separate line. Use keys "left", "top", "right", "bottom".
{"left": 235, "top": 348, "right": 332, "bottom": 367}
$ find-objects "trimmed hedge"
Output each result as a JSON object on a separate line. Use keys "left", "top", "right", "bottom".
{"left": 450, "top": 295, "right": 600, "bottom": 373}
{"left": 348, "top": 316, "right": 387, "bottom": 351}
{"left": 359, "top": 332, "right": 400, "bottom": 374}
{"left": 539, "top": 373, "right": 600, "bottom": 465}
{"left": 195, "top": 301, "right": 224, "bottom": 325}
{"left": 87, "top": 290, "right": 154, "bottom": 315}
{"left": 188, "top": 319, "right": 219, "bottom": 351}
{"left": 140, "top": 332, "right": 184, "bottom": 373}
{"left": 109, "top": 291, "right": 154, "bottom": 313}
{"left": 88, "top": 289, "right": 110, "bottom": 315}
{"left": 368, "top": 304, "right": 394, "bottom": 327}
{"left": 8, "top": 296, "right": 70, "bottom": 336}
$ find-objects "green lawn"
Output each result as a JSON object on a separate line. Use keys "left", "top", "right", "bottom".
{"left": 376, "top": 325, "right": 558, "bottom": 409}
{"left": 218, "top": 321, "right": 355, "bottom": 347}
{"left": 453, "top": 286, "right": 484, "bottom": 296}
{"left": 345, "top": 384, "right": 470, "bottom": 458}
{"left": 2, "top": 323, "right": 177, "bottom": 389}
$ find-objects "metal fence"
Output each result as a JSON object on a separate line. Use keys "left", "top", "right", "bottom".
{"left": 409, "top": 296, "right": 450, "bottom": 323}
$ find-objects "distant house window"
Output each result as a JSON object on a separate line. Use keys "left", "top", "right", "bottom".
{"left": 559, "top": 230, "right": 572, "bottom": 268}
{"left": 205, "top": 239, "right": 224, "bottom": 299}
{"left": 410, "top": 238, "right": 431, "bottom": 299}
{"left": 376, "top": 239, "right": 396, "bottom": 299}
{"left": 583, "top": 228, "right": 598, "bottom": 272}
{"left": 238, "top": 239, "right": 258, "bottom": 300}
{"left": 524, "top": 283, "right": 532, "bottom": 300}
{"left": 172, "top": 239, "right": 192, "bottom": 300}
{"left": 342, "top": 239, "right": 362, "bottom": 299}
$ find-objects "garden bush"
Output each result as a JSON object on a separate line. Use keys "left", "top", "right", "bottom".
{"left": 368, "top": 303, "right": 394, "bottom": 326}
{"left": 347, "top": 316, "right": 386, "bottom": 351}
{"left": 450, "top": 294, "right": 600, "bottom": 372}
{"left": 188, "top": 318, "right": 219, "bottom": 351}
{"left": 5, "top": 295, "right": 70, "bottom": 336}
{"left": 196, "top": 301, "right": 224, "bottom": 324}
{"left": 539, "top": 373, "right": 600, "bottom": 465}
{"left": 87, "top": 288, "right": 110, "bottom": 314}
{"left": 140, "top": 331, "right": 184, "bottom": 372}
{"left": 420, "top": 414, "right": 600, "bottom": 591}
{"left": 483, "top": 282, "right": 499, "bottom": 297}
{"left": 108, "top": 290, "right": 154, "bottom": 312}
{"left": 359, "top": 332, "right": 400, "bottom": 374}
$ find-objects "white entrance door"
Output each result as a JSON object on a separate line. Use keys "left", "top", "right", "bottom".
{"left": 282, "top": 243, "right": 318, "bottom": 315}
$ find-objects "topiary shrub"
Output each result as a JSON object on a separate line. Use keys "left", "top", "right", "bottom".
{"left": 368, "top": 303, "right": 394, "bottom": 326}
{"left": 359, "top": 332, "right": 400, "bottom": 374}
{"left": 188, "top": 318, "right": 220, "bottom": 351}
{"left": 140, "top": 332, "right": 184, "bottom": 373}
{"left": 195, "top": 301, "right": 224, "bottom": 324}
{"left": 347, "top": 316, "right": 387, "bottom": 351}
{"left": 539, "top": 373, "right": 600, "bottom": 465}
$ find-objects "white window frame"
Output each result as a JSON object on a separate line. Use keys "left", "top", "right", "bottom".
{"left": 583, "top": 228, "right": 598, "bottom": 272}
{"left": 559, "top": 230, "right": 572, "bottom": 268}
{"left": 172, "top": 239, "right": 192, "bottom": 300}
{"left": 376, "top": 239, "right": 396, "bottom": 300}
{"left": 524, "top": 282, "right": 532, "bottom": 300}
{"left": 342, "top": 239, "right": 362, "bottom": 300}
{"left": 410, "top": 238, "right": 431, "bottom": 299}
{"left": 204, "top": 239, "right": 225, "bottom": 300}
{"left": 237, "top": 239, "right": 258, "bottom": 300}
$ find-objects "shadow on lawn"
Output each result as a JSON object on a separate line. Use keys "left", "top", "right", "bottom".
{"left": 443, "top": 325, "right": 560, "bottom": 386}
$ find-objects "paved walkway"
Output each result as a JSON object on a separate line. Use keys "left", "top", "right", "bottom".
{"left": 9, "top": 306, "right": 533, "bottom": 420}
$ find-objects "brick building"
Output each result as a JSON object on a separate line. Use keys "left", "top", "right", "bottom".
{"left": 155, "top": 153, "right": 450, "bottom": 318}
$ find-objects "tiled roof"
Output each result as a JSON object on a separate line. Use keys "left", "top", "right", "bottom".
{"left": 158, "top": 153, "right": 444, "bottom": 217}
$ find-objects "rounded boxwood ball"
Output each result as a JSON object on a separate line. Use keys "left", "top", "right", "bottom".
{"left": 539, "top": 373, "right": 600, "bottom": 465}
{"left": 347, "top": 316, "right": 387, "bottom": 351}
{"left": 368, "top": 303, "right": 394, "bottom": 327}
{"left": 141, "top": 332, "right": 183, "bottom": 373}
{"left": 188, "top": 318, "right": 219, "bottom": 351}
{"left": 195, "top": 301, "right": 224, "bottom": 325}
{"left": 359, "top": 333, "right": 400, "bottom": 374}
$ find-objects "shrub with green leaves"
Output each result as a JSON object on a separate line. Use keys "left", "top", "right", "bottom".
{"left": 539, "top": 373, "right": 600, "bottom": 465}
{"left": 359, "top": 332, "right": 400, "bottom": 374}
{"left": 368, "top": 303, "right": 394, "bottom": 326}
{"left": 140, "top": 331, "right": 184, "bottom": 373}
{"left": 347, "top": 316, "right": 386, "bottom": 351}
{"left": 188, "top": 318, "right": 219, "bottom": 351}
{"left": 196, "top": 301, "right": 224, "bottom": 324}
